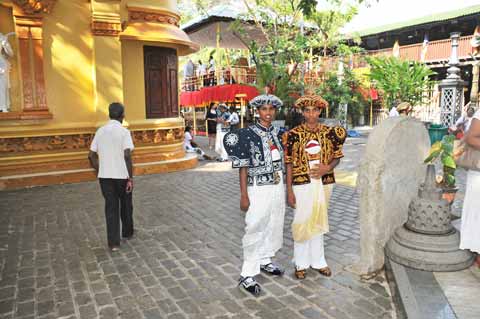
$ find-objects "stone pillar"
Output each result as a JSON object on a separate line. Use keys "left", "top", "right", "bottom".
{"left": 439, "top": 32, "right": 467, "bottom": 127}
{"left": 354, "top": 117, "right": 430, "bottom": 274}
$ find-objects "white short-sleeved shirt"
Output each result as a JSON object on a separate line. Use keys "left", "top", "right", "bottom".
{"left": 90, "top": 120, "right": 134, "bottom": 179}
{"left": 389, "top": 107, "right": 399, "bottom": 117}
{"left": 197, "top": 64, "right": 207, "bottom": 76}
{"left": 227, "top": 112, "right": 239, "bottom": 125}
{"left": 184, "top": 131, "right": 193, "bottom": 151}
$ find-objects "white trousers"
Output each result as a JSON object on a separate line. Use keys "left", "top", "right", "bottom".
{"left": 215, "top": 127, "right": 229, "bottom": 160}
{"left": 185, "top": 146, "right": 205, "bottom": 156}
{"left": 294, "top": 233, "right": 327, "bottom": 270}
{"left": 292, "top": 182, "right": 332, "bottom": 270}
{"left": 460, "top": 170, "right": 480, "bottom": 253}
{"left": 241, "top": 176, "right": 285, "bottom": 277}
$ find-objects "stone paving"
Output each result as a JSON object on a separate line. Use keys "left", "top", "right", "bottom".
{"left": 0, "top": 136, "right": 395, "bottom": 319}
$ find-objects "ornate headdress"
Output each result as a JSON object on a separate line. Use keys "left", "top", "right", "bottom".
{"left": 249, "top": 94, "right": 283, "bottom": 109}
{"left": 294, "top": 95, "right": 329, "bottom": 109}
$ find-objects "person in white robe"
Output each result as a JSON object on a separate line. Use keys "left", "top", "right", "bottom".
{"left": 460, "top": 108, "right": 480, "bottom": 268}
{"left": 0, "top": 32, "right": 14, "bottom": 112}
{"left": 215, "top": 104, "right": 229, "bottom": 161}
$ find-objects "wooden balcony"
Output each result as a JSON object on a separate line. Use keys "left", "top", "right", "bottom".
{"left": 359, "top": 35, "right": 474, "bottom": 64}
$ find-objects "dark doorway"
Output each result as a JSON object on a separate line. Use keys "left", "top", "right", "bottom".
{"left": 144, "top": 46, "right": 178, "bottom": 118}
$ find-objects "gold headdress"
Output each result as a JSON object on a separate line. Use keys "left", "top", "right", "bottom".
{"left": 294, "top": 95, "right": 329, "bottom": 109}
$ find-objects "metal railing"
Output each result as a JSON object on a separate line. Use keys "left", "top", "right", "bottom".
{"left": 181, "top": 66, "right": 257, "bottom": 92}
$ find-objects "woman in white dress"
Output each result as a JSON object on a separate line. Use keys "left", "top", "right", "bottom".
{"left": 460, "top": 108, "right": 480, "bottom": 267}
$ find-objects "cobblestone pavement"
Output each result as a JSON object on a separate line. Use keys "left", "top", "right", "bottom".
{"left": 0, "top": 137, "right": 395, "bottom": 319}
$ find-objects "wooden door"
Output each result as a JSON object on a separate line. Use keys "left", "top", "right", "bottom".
{"left": 144, "top": 46, "right": 178, "bottom": 118}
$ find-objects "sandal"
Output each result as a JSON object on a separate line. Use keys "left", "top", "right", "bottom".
{"left": 238, "top": 276, "right": 261, "bottom": 296}
{"left": 260, "top": 263, "right": 284, "bottom": 276}
{"left": 295, "top": 268, "right": 306, "bottom": 280}
{"left": 313, "top": 266, "right": 332, "bottom": 277}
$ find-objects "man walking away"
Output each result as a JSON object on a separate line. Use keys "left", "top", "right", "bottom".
{"left": 88, "top": 102, "right": 134, "bottom": 252}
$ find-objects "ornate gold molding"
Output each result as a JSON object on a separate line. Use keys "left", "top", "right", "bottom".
{"left": 91, "top": 21, "right": 122, "bottom": 36}
{"left": 91, "top": 12, "right": 122, "bottom": 36}
{"left": 128, "top": 10, "right": 180, "bottom": 27}
{"left": 0, "top": 128, "right": 183, "bottom": 155}
{"left": 12, "top": 0, "right": 56, "bottom": 15}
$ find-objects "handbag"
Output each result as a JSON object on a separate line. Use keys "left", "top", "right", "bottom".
{"left": 454, "top": 139, "right": 480, "bottom": 171}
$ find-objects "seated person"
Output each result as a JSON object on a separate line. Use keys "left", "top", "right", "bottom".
{"left": 184, "top": 126, "right": 212, "bottom": 160}
{"left": 450, "top": 106, "right": 475, "bottom": 138}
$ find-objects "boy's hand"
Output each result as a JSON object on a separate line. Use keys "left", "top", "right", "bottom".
{"left": 287, "top": 190, "right": 296, "bottom": 208}
{"left": 309, "top": 163, "right": 330, "bottom": 179}
{"left": 240, "top": 195, "right": 250, "bottom": 212}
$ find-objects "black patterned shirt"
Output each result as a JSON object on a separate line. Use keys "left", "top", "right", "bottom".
{"left": 223, "top": 123, "right": 284, "bottom": 186}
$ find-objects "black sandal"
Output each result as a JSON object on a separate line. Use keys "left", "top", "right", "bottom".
{"left": 260, "top": 263, "right": 284, "bottom": 276}
{"left": 238, "top": 276, "right": 261, "bottom": 296}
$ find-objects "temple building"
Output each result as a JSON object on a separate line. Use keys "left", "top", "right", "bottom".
{"left": 0, "top": 0, "right": 199, "bottom": 189}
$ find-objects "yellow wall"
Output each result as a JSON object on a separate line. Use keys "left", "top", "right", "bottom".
{"left": 0, "top": 0, "right": 187, "bottom": 134}
{"left": 92, "top": 35, "right": 124, "bottom": 123}
{"left": 0, "top": 0, "right": 96, "bottom": 133}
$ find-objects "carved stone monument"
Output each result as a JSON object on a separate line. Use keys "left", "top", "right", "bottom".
{"left": 354, "top": 117, "right": 430, "bottom": 274}
{"left": 385, "top": 165, "right": 474, "bottom": 271}
{"left": 0, "top": 32, "right": 14, "bottom": 112}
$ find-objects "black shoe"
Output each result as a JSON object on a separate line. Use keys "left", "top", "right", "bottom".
{"left": 260, "top": 263, "right": 284, "bottom": 276}
{"left": 238, "top": 276, "right": 261, "bottom": 296}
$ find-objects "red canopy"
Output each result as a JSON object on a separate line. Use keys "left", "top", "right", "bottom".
{"left": 180, "top": 84, "right": 259, "bottom": 107}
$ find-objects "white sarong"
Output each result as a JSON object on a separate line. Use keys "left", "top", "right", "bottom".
{"left": 460, "top": 169, "right": 480, "bottom": 254}
{"left": 292, "top": 180, "right": 332, "bottom": 269}
{"left": 241, "top": 176, "right": 285, "bottom": 277}
{"left": 215, "top": 124, "right": 228, "bottom": 160}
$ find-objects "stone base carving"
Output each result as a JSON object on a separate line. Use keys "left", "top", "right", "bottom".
{"left": 385, "top": 164, "right": 474, "bottom": 272}
{"left": 405, "top": 198, "right": 452, "bottom": 235}
{"left": 386, "top": 227, "right": 474, "bottom": 271}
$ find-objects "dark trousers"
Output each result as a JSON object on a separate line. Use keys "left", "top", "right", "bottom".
{"left": 99, "top": 178, "right": 134, "bottom": 247}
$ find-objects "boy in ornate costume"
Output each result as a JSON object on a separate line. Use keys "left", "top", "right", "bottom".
{"left": 283, "top": 95, "right": 346, "bottom": 279}
{"left": 223, "top": 93, "right": 285, "bottom": 295}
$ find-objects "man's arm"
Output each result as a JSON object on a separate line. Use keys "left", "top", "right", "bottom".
{"left": 124, "top": 149, "right": 134, "bottom": 193}
{"left": 286, "top": 163, "right": 296, "bottom": 208}
{"left": 88, "top": 151, "right": 99, "bottom": 175}
{"left": 124, "top": 149, "right": 133, "bottom": 179}
{"left": 239, "top": 167, "right": 250, "bottom": 212}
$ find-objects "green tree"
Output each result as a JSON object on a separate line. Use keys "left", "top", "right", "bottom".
{"left": 307, "top": 4, "right": 359, "bottom": 58}
{"left": 366, "top": 56, "right": 436, "bottom": 109}
{"left": 230, "top": 0, "right": 365, "bottom": 111}
{"left": 317, "top": 68, "right": 368, "bottom": 126}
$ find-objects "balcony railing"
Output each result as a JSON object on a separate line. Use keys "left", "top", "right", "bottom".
{"left": 181, "top": 66, "right": 257, "bottom": 92}
{"left": 181, "top": 35, "right": 476, "bottom": 93}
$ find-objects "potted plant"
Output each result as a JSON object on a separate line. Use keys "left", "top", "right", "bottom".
{"left": 423, "top": 134, "right": 457, "bottom": 203}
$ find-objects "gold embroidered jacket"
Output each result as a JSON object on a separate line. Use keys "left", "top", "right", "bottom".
{"left": 283, "top": 124, "right": 346, "bottom": 185}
